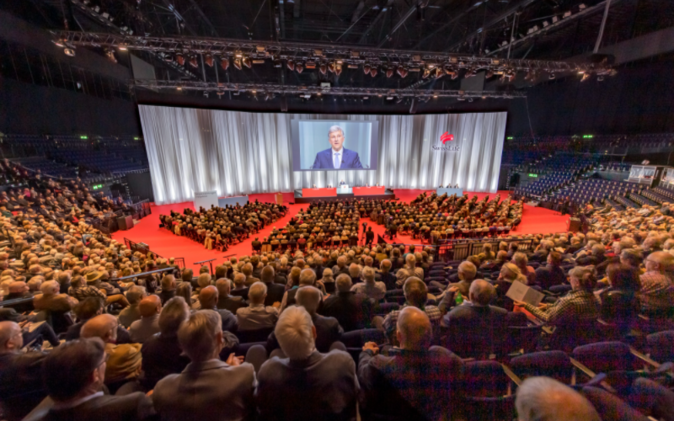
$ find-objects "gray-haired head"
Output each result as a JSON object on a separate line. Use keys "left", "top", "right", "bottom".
{"left": 328, "top": 125, "right": 344, "bottom": 136}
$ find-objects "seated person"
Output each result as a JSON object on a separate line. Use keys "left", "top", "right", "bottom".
{"left": 321, "top": 274, "right": 375, "bottom": 332}
{"left": 257, "top": 305, "right": 357, "bottom": 421}
{"left": 129, "top": 295, "right": 162, "bottom": 343}
{"left": 140, "top": 296, "right": 191, "bottom": 391}
{"left": 153, "top": 310, "right": 256, "bottom": 421}
{"left": 80, "top": 314, "right": 142, "bottom": 389}
{"left": 215, "top": 278, "right": 247, "bottom": 313}
{"left": 515, "top": 377, "right": 600, "bottom": 421}
{"left": 236, "top": 282, "right": 279, "bottom": 331}
{"left": 32, "top": 338, "right": 155, "bottom": 420}
{"left": 0, "top": 321, "right": 49, "bottom": 421}
{"left": 358, "top": 307, "right": 464, "bottom": 421}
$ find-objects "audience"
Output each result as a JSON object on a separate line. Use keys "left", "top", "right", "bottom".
{"left": 515, "top": 377, "right": 601, "bottom": 421}
{"left": 129, "top": 295, "right": 162, "bottom": 343}
{"left": 236, "top": 282, "right": 279, "bottom": 331}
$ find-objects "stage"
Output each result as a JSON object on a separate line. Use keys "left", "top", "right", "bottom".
{"left": 293, "top": 188, "right": 395, "bottom": 203}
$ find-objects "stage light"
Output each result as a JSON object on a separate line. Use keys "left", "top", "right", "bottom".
{"left": 234, "top": 58, "right": 242, "bottom": 70}
{"left": 204, "top": 54, "right": 214, "bottom": 67}
{"left": 273, "top": 59, "right": 282, "bottom": 68}
{"left": 363, "top": 64, "right": 371, "bottom": 75}
{"left": 433, "top": 68, "right": 443, "bottom": 79}
{"left": 264, "top": 92, "right": 273, "bottom": 101}
{"left": 549, "top": 72, "right": 556, "bottom": 80}
{"left": 164, "top": 54, "right": 174, "bottom": 63}
{"left": 64, "top": 47, "right": 75, "bottom": 57}
{"left": 235, "top": 52, "right": 243, "bottom": 58}
{"left": 189, "top": 55, "right": 199, "bottom": 68}
{"left": 220, "top": 57, "right": 230, "bottom": 70}
{"left": 485, "top": 71, "right": 494, "bottom": 79}
{"left": 176, "top": 86, "right": 182, "bottom": 91}
{"left": 176, "top": 53, "right": 185, "bottom": 66}
{"left": 52, "top": 39, "right": 65, "bottom": 47}
{"left": 580, "top": 73, "right": 591, "bottom": 82}
{"left": 319, "top": 63, "right": 327, "bottom": 75}
{"left": 327, "top": 62, "right": 335, "bottom": 73}
{"left": 422, "top": 68, "right": 431, "bottom": 78}
{"left": 370, "top": 67, "right": 378, "bottom": 77}
{"left": 287, "top": 59, "right": 295, "bottom": 71}
{"left": 335, "top": 63, "right": 343, "bottom": 76}
{"left": 242, "top": 57, "right": 252, "bottom": 68}
{"left": 396, "top": 67, "right": 408, "bottom": 78}
{"left": 385, "top": 67, "right": 394, "bottom": 78}
{"left": 118, "top": 44, "right": 128, "bottom": 51}
{"left": 105, "top": 49, "right": 117, "bottom": 63}
{"left": 296, "top": 62, "right": 304, "bottom": 73}
{"left": 433, "top": 95, "right": 438, "bottom": 98}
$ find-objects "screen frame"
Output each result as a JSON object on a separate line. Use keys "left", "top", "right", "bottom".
{"left": 290, "top": 119, "right": 380, "bottom": 172}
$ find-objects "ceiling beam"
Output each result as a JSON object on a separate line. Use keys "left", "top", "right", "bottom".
{"left": 444, "top": 0, "right": 541, "bottom": 52}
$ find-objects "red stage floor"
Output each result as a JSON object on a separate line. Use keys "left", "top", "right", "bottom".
{"left": 112, "top": 190, "right": 570, "bottom": 267}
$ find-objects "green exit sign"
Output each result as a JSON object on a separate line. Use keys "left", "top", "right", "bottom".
{"left": 507, "top": 136, "right": 513, "bottom": 140}
{"left": 583, "top": 134, "right": 594, "bottom": 139}
{"left": 528, "top": 173, "right": 538, "bottom": 178}
{"left": 92, "top": 184, "right": 104, "bottom": 190}
{"left": 80, "top": 135, "right": 88, "bottom": 139}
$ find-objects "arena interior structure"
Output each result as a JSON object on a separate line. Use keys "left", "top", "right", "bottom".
{"left": 1, "top": 0, "right": 674, "bottom": 420}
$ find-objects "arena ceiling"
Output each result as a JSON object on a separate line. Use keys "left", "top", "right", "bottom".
{"left": 4, "top": 0, "right": 674, "bottom": 102}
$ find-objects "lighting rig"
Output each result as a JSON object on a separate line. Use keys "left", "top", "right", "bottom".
{"left": 52, "top": 30, "right": 614, "bottom": 95}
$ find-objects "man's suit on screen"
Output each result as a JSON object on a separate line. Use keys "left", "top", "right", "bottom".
{"left": 312, "top": 148, "right": 363, "bottom": 170}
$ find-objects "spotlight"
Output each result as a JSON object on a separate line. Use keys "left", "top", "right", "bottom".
{"left": 105, "top": 49, "right": 117, "bottom": 63}
{"left": 422, "top": 68, "right": 430, "bottom": 78}
{"left": 580, "top": 73, "right": 591, "bottom": 82}
{"left": 164, "top": 54, "right": 174, "bottom": 63}
{"left": 52, "top": 39, "right": 65, "bottom": 47}
{"left": 264, "top": 92, "right": 273, "bottom": 101}
{"left": 64, "top": 47, "right": 75, "bottom": 57}
{"left": 273, "top": 59, "right": 282, "bottom": 68}
{"left": 234, "top": 58, "right": 242, "bottom": 70}
{"left": 335, "top": 64, "right": 343, "bottom": 76}
{"left": 220, "top": 57, "right": 230, "bottom": 70}
{"left": 296, "top": 62, "right": 304, "bottom": 73}
{"left": 176, "top": 86, "right": 182, "bottom": 91}
{"left": 242, "top": 57, "right": 252, "bottom": 68}
{"left": 370, "top": 67, "right": 378, "bottom": 77}
{"left": 363, "top": 64, "right": 371, "bottom": 75}
{"left": 327, "top": 62, "right": 335, "bottom": 73}
{"left": 319, "top": 63, "right": 327, "bottom": 75}
{"left": 597, "top": 75, "right": 605, "bottom": 82}
{"left": 189, "top": 55, "right": 198, "bottom": 68}
{"left": 396, "top": 67, "right": 408, "bottom": 78}
{"left": 204, "top": 53, "right": 214, "bottom": 67}
{"left": 385, "top": 67, "right": 394, "bottom": 78}
{"left": 287, "top": 59, "right": 295, "bottom": 71}
{"left": 118, "top": 44, "right": 128, "bottom": 51}
{"left": 176, "top": 53, "right": 185, "bottom": 66}
{"left": 549, "top": 72, "right": 556, "bottom": 80}
{"left": 433, "top": 68, "right": 443, "bottom": 79}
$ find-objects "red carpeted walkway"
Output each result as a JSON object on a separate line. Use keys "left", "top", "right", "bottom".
{"left": 112, "top": 190, "right": 569, "bottom": 267}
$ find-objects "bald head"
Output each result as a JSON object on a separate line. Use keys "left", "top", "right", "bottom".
{"left": 469, "top": 279, "right": 495, "bottom": 307}
{"left": 8, "top": 281, "right": 28, "bottom": 294}
{"left": 516, "top": 377, "right": 600, "bottom": 421}
{"left": 645, "top": 251, "right": 674, "bottom": 273}
{"left": 80, "top": 314, "right": 118, "bottom": 343}
{"left": 139, "top": 295, "right": 162, "bottom": 318}
{"left": 199, "top": 285, "right": 218, "bottom": 309}
{"left": 396, "top": 307, "right": 432, "bottom": 351}
{"left": 0, "top": 321, "right": 23, "bottom": 353}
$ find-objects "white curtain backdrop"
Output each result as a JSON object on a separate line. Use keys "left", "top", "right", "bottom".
{"left": 138, "top": 105, "right": 507, "bottom": 205}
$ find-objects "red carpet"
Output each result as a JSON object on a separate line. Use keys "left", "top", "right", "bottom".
{"left": 112, "top": 190, "right": 569, "bottom": 268}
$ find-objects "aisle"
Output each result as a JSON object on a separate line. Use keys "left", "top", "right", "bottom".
{"left": 112, "top": 190, "right": 569, "bottom": 267}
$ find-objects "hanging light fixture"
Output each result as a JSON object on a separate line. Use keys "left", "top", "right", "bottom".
{"left": 204, "top": 53, "right": 214, "bottom": 67}
{"left": 233, "top": 58, "right": 242, "bottom": 70}
{"left": 287, "top": 59, "right": 295, "bottom": 71}
{"left": 220, "top": 57, "right": 230, "bottom": 71}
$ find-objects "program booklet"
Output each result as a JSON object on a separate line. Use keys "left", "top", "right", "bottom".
{"left": 506, "top": 281, "right": 545, "bottom": 306}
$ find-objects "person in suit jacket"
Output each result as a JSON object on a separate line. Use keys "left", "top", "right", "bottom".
{"left": 321, "top": 274, "right": 374, "bottom": 331}
{"left": 28, "top": 337, "right": 155, "bottom": 421}
{"left": 440, "top": 280, "right": 508, "bottom": 359}
{"left": 257, "top": 305, "right": 357, "bottom": 421}
{"left": 260, "top": 266, "right": 285, "bottom": 306}
{"left": 198, "top": 286, "right": 239, "bottom": 334}
{"left": 534, "top": 251, "right": 567, "bottom": 290}
{"left": 139, "top": 296, "right": 191, "bottom": 391}
{"left": 153, "top": 310, "right": 256, "bottom": 421}
{"left": 236, "top": 282, "right": 279, "bottom": 331}
{"left": 358, "top": 307, "right": 464, "bottom": 421}
{"left": 311, "top": 126, "right": 363, "bottom": 170}
{"left": 215, "top": 279, "right": 247, "bottom": 313}
{"left": 268, "top": 287, "right": 343, "bottom": 355}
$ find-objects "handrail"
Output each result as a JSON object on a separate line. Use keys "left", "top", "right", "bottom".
{"left": 112, "top": 267, "right": 175, "bottom": 282}
{"left": 0, "top": 296, "right": 34, "bottom": 307}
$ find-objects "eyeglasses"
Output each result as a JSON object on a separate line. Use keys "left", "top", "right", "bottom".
{"left": 98, "top": 353, "right": 110, "bottom": 367}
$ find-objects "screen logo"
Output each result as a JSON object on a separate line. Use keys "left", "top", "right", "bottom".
{"left": 433, "top": 131, "right": 460, "bottom": 152}
{"left": 440, "top": 132, "right": 454, "bottom": 144}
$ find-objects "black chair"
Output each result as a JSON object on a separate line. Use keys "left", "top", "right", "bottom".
{"left": 236, "top": 327, "right": 275, "bottom": 343}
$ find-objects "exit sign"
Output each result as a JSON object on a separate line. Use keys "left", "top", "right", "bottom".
{"left": 528, "top": 173, "right": 538, "bottom": 178}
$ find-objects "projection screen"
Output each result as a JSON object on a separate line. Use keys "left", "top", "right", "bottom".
{"left": 138, "top": 105, "right": 507, "bottom": 205}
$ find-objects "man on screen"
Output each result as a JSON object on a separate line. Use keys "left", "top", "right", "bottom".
{"left": 312, "top": 126, "right": 363, "bottom": 170}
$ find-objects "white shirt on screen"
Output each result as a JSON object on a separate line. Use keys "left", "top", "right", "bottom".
{"left": 332, "top": 148, "right": 343, "bottom": 169}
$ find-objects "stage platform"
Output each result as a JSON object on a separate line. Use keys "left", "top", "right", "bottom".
{"left": 293, "top": 189, "right": 395, "bottom": 204}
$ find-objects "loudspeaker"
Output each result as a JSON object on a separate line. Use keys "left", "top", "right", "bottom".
{"left": 567, "top": 217, "right": 581, "bottom": 233}
{"left": 117, "top": 215, "right": 134, "bottom": 230}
